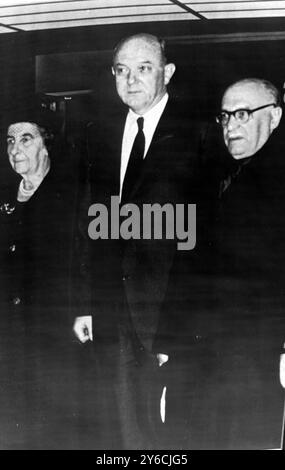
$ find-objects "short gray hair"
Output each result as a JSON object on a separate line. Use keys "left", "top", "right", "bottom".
{"left": 224, "top": 78, "right": 281, "bottom": 106}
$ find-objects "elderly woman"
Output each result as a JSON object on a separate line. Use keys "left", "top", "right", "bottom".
{"left": 0, "top": 105, "right": 79, "bottom": 449}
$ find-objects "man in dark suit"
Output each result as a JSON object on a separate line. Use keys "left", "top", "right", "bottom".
{"left": 73, "top": 33, "right": 202, "bottom": 449}
{"left": 158, "top": 78, "right": 285, "bottom": 449}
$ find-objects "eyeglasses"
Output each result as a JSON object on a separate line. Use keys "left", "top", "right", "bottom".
{"left": 216, "top": 103, "right": 277, "bottom": 127}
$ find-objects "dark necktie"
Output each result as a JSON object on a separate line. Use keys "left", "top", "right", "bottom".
{"left": 121, "top": 117, "right": 145, "bottom": 203}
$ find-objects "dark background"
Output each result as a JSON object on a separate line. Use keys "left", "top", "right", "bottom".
{"left": 0, "top": 17, "right": 285, "bottom": 139}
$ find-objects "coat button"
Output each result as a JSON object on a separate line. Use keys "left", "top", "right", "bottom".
{"left": 9, "top": 244, "right": 16, "bottom": 253}
{"left": 12, "top": 297, "right": 21, "bottom": 305}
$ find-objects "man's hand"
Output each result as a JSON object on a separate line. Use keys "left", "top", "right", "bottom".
{"left": 73, "top": 316, "right": 93, "bottom": 343}
{"left": 157, "top": 353, "right": 169, "bottom": 367}
{"left": 280, "top": 353, "right": 285, "bottom": 388}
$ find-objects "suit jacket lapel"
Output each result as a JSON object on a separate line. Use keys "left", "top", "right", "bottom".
{"left": 126, "top": 102, "right": 174, "bottom": 201}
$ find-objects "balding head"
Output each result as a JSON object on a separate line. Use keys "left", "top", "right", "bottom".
{"left": 113, "top": 33, "right": 167, "bottom": 67}
{"left": 223, "top": 78, "right": 281, "bottom": 107}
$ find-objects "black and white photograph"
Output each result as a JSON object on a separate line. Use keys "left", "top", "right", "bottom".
{"left": 0, "top": 0, "right": 285, "bottom": 452}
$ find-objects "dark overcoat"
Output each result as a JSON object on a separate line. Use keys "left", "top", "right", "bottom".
{"left": 157, "top": 128, "right": 285, "bottom": 449}
{"left": 0, "top": 151, "right": 79, "bottom": 449}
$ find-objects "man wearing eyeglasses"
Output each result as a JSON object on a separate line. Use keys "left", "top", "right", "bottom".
{"left": 218, "top": 79, "right": 285, "bottom": 447}
{"left": 217, "top": 78, "right": 282, "bottom": 160}
{"left": 164, "top": 78, "right": 285, "bottom": 450}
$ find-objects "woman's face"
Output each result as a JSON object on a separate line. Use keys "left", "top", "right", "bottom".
{"left": 7, "top": 122, "right": 47, "bottom": 178}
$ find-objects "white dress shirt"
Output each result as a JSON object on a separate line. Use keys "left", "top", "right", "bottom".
{"left": 120, "top": 93, "right": 169, "bottom": 199}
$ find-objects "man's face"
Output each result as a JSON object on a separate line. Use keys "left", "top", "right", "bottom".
{"left": 7, "top": 122, "right": 46, "bottom": 177}
{"left": 112, "top": 37, "right": 175, "bottom": 115}
{"left": 222, "top": 83, "right": 279, "bottom": 159}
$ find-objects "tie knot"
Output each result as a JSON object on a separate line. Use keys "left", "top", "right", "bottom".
{"left": 137, "top": 117, "right": 144, "bottom": 131}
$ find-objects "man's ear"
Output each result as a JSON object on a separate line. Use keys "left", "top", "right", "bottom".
{"left": 270, "top": 105, "right": 283, "bottom": 131}
{"left": 164, "top": 63, "right": 176, "bottom": 86}
{"left": 111, "top": 66, "right": 115, "bottom": 76}
{"left": 40, "top": 146, "right": 49, "bottom": 160}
